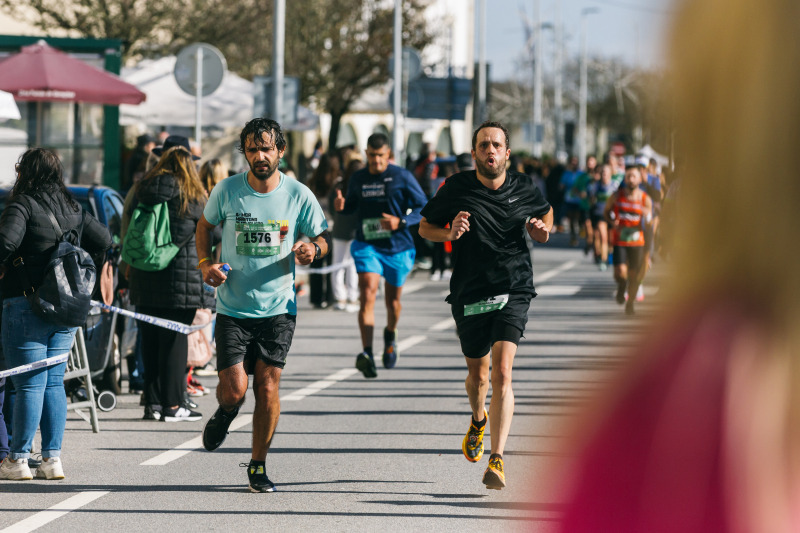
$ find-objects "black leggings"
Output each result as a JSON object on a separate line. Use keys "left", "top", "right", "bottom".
{"left": 137, "top": 307, "right": 196, "bottom": 409}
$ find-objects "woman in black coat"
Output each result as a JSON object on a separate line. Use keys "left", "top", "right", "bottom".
{"left": 128, "top": 146, "right": 211, "bottom": 422}
{"left": 0, "top": 148, "right": 111, "bottom": 481}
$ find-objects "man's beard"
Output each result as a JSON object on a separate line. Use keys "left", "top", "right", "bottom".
{"left": 475, "top": 157, "right": 505, "bottom": 179}
{"left": 250, "top": 158, "right": 280, "bottom": 181}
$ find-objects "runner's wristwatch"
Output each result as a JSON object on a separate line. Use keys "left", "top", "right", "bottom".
{"left": 313, "top": 242, "right": 322, "bottom": 260}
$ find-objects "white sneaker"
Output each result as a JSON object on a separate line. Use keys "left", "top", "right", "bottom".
{"left": 636, "top": 285, "right": 645, "bottom": 302}
{"left": 35, "top": 457, "right": 65, "bottom": 480}
{"left": 162, "top": 407, "right": 202, "bottom": 422}
{"left": 0, "top": 458, "right": 33, "bottom": 480}
{"left": 345, "top": 302, "right": 360, "bottom": 313}
{"left": 333, "top": 302, "right": 347, "bottom": 311}
{"left": 441, "top": 269, "right": 452, "bottom": 281}
{"left": 430, "top": 271, "right": 441, "bottom": 281}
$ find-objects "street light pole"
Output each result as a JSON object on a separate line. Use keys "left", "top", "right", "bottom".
{"left": 477, "top": 0, "right": 487, "bottom": 124}
{"left": 554, "top": 0, "right": 564, "bottom": 159}
{"left": 393, "top": 0, "right": 402, "bottom": 161}
{"left": 578, "top": 7, "right": 599, "bottom": 166}
{"left": 532, "top": 0, "right": 543, "bottom": 157}
{"left": 272, "top": 0, "right": 285, "bottom": 125}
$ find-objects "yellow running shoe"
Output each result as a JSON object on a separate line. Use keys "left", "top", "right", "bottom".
{"left": 462, "top": 409, "right": 488, "bottom": 462}
{"left": 482, "top": 455, "right": 506, "bottom": 490}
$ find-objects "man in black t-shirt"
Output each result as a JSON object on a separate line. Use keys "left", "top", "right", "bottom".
{"left": 419, "top": 121, "right": 553, "bottom": 490}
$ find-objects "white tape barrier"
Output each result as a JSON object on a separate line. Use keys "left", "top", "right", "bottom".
{"left": 296, "top": 258, "right": 354, "bottom": 275}
{"left": 0, "top": 352, "right": 69, "bottom": 380}
{"left": 89, "top": 301, "right": 209, "bottom": 335}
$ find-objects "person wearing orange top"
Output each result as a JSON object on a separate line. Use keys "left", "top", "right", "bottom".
{"left": 603, "top": 166, "right": 652, "bottom": 315}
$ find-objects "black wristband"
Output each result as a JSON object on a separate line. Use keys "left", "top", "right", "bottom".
{"left": 313, "top": 242, "right": 322, "bottom": 260}
{"left": 399, "top": 219, "right": 407, "bottom": 230}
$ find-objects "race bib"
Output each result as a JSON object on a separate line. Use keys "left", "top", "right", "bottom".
{"left": 464, "top": 294, "right": 509, "bottom": 316}
{"left": 362, "top": 217, "right": 391, "bottom": 240}
{"left": 235, "top": 222, "right": 281, "bottom": 256}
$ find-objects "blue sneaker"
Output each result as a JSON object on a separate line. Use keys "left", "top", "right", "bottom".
{"left": 382, "top": 328, "right": 398, "bottom": 369}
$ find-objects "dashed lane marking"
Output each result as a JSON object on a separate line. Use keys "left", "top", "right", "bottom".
{"left": 0, "top": 491, "right": 109, "bottom": 533}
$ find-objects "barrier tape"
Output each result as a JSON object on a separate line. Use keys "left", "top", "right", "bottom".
{"left": 0, "top": 352, "right": 69, "bottom": 380}
{"left": 0, "top": 259, "right": 353, "bottom": 379}
{"left": 297, "top": 259, "right": 354, "bottom": 275}
{"left": 90, "top": 301, "right": 210, "bottom": 335}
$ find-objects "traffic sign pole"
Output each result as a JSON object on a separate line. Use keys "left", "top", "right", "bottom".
{"left": 195, "top": 46, "right": 203, "bottom": 151}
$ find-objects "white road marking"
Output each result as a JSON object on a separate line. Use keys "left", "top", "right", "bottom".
{"left": 141, "top": 368, "right": 365, "bottom": 465}
{"left": 397, "top": 335, "right": 426, "bottom": 352}
{"left": 429, "top": 318, "right": 455, "bottom": 331}
{"left": 536, "top": 285, "right": 581, "bottom": 296}
{"left": 535, "top": 260, "right": 577, "bottom": 284}
{"left": 403, "top": 282, "right": 425, "bottom": 294}
{"left": 0, "top": 491, "right": 109, "bottom": 533}
{"left": 282, "top": 368, "right": 359, "bottom": 401}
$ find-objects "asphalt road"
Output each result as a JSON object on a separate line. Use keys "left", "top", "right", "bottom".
{"left": 0, "top": 234, "right": 660, "bottom": 533}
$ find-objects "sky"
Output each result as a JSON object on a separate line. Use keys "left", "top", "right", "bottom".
{"left": 482, "top": 0, "right": 678, "bottom": 81}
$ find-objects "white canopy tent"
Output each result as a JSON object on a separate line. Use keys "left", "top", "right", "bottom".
{"left": 119, "top": 56, "right": 253, "bottom": 129}
{"left": 636, "top": 144, "right": 670, "bottom": 169}
{"left": 120, "top": 56, "right": 318, "bottom": 132}
{"left": 0, "top": 89, "right": 21, "bottom": 120}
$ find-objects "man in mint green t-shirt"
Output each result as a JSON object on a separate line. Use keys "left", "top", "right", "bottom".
{"left": 195, "top": 118, "right": 330, "bottom": 493}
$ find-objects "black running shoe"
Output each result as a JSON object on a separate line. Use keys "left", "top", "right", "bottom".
{"left": 615, "top": 283, "right": 626, "bottom": 305}
{"left": 355, "top": 351, "right": 378, "bottom": 378}
{"left": 202, "top": 406, "right": 239, "bottom": 451}
{"left": 241, "top": 461, "right": 275, "bottom": 493}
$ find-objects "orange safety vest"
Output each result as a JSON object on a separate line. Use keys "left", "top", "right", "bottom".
{"left": 612, "top": 190, "right": 648, "bottom": 247}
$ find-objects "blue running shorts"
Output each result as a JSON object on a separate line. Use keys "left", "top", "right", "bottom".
{"left": 350, "top": 240, "right": 416, "bottom": 287}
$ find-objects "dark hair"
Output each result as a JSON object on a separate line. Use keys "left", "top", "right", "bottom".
{"left": 308, "top": 152, "right": 341, "bottom": 197}
{"left": 238, "top": 118, "right": 287, "bottom": 154}
{"left": 11, "top": 148, "right": 78, "bottom": 210}
{"left": 366, "top": 132, "right": 390, "bottom": 150}
{"left": 142, "top": 146, "right": 206, "bottom": 216}
{"left": 471, "top": 121, "right": 511, "bottom": 152}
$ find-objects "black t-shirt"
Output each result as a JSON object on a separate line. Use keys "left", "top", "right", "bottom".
{"left": 421, "top": 169, "right": 551, "bottom": 305}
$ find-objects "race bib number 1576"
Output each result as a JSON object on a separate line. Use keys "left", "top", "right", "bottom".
{"left": 236, "top": 222, "right": 281, "bottom": 256}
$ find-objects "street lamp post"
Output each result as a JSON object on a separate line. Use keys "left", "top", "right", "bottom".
{"left": 532, "top": 0, "right": 542, "bottom": 157}
{"left": 393, "top": 0, "right": 402, "bottom": 160}
{"left": 272, "top": 0, "right": 285, "bottom": 125}
{"left": 477, "top": 0, "right": 487, "bottom": 124}
{"left": 554, "top": 0, "right": 564, "bottom": 159}
{"left": 579, "top": 7, "right": 599, "bottom": 167}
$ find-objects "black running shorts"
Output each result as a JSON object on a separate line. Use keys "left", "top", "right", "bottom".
{"left": 451, "top": 292, "right": 532, "bottom": 359}
{"left": 613, "top": 245, "right": 645, "bottom": 270}
{"left": 215, "top": 313, "right": 296, "bottom": 372}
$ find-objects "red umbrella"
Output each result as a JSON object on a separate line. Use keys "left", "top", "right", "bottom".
{"left": 0, "top": 40, "right": 145, "bottom": 105}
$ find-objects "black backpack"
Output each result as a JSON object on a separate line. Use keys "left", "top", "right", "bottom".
{"left": 13, "top": 200, "right": 97, "bottom": 328}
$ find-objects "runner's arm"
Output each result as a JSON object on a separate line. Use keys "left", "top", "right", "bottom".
{"left": 196, "top": 214, "right": 228, "bottom": 286}
{"left": 419, "top": 212, "right": 470, "bottom": 242}
{"left": 603, "top": 192, "right": 618, "bottom": 227}
{"left": 292, "top": 230, "right": 331, "bottom": 265}
{"left": 526, "top": 206, "right": 554, "bottom": 243}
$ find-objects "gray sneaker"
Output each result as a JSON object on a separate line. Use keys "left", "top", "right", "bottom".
{"left": 0, "top": 458, "right": 33, "bottom": 480}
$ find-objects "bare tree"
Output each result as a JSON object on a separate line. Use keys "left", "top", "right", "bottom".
{"left": 3, "top": 0, "right": 435, "bottom": 149}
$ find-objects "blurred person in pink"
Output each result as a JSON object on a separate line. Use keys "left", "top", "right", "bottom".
{"left": 558, "top": 1, "right": 800, "bottom": 532}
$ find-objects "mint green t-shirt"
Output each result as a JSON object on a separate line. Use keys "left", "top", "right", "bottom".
{"left": 204, "top": 172, "right": 328, "bottom": 318}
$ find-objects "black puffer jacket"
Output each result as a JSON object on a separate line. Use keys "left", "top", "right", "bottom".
{"left": 127, "top": 173, "right": 213, "bottom": 310}
{"left": 0, "top": 190, "right": 112, "bottom": 298}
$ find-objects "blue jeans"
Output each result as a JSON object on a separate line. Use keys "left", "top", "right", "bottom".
{"left": 2, "top": 296, "right": 76, "bottom": 460}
